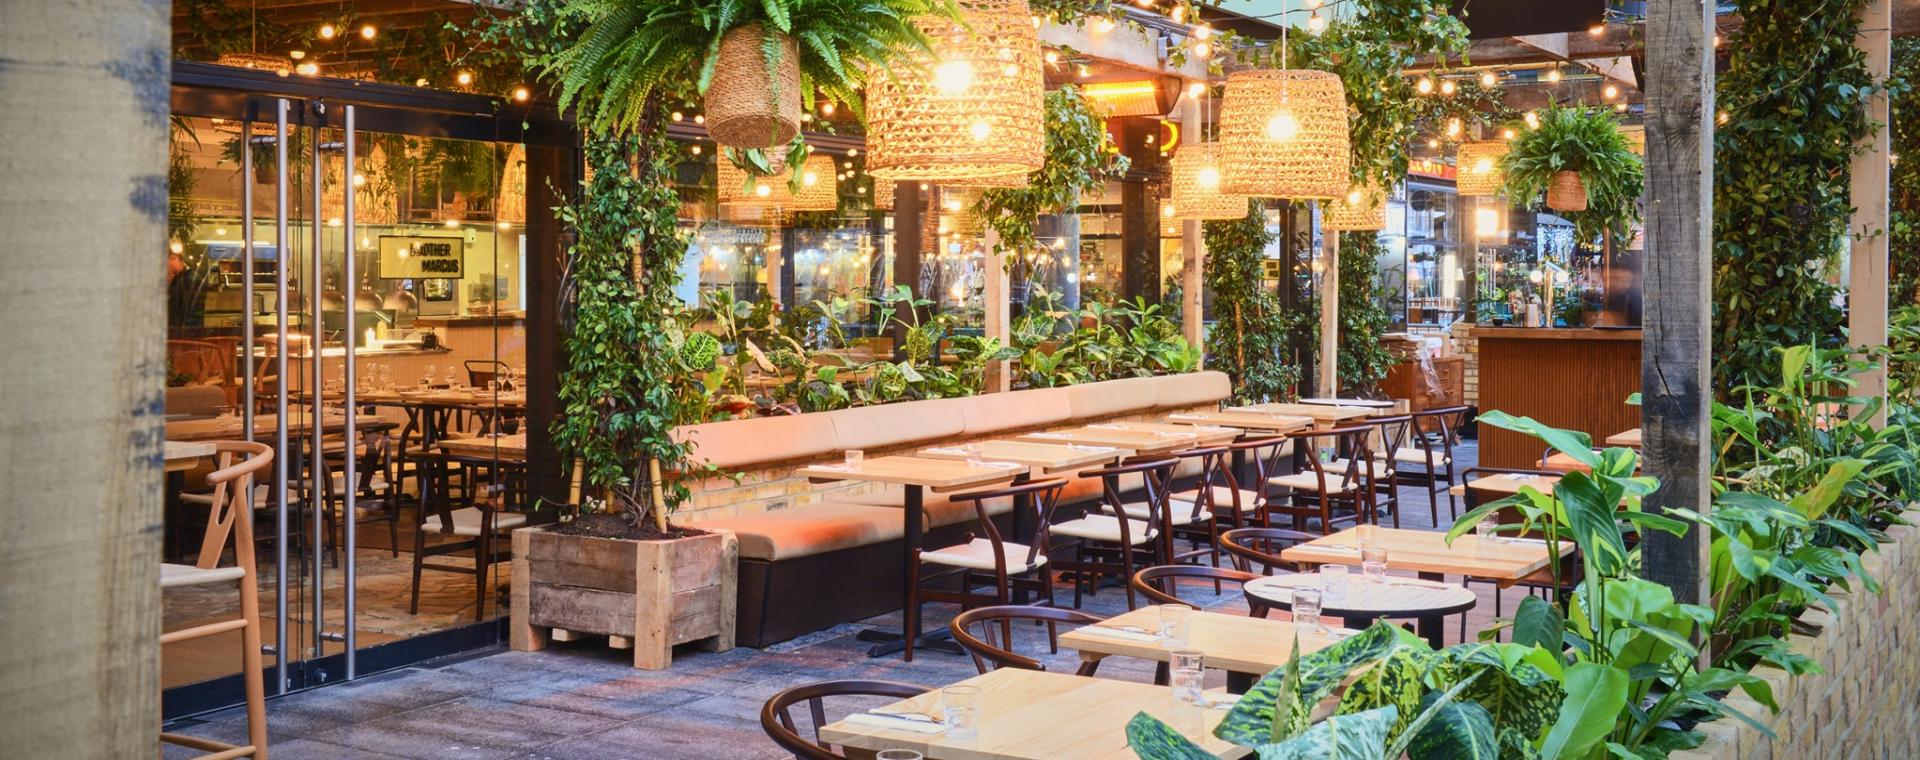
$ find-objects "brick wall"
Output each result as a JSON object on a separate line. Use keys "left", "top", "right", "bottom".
{"left": 1677, "top": 506, "right": 1920, "bottom": 760}
{"left": 1449, "top": 321, "right": 1479, "bottom": 409}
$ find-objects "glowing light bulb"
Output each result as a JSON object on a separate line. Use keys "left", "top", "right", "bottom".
{"left": 352, "top": 173, "right": 365, "bottom": 187}
{"left": 1440, "top": 80, "right": 1457, "bottom": 95}
{"left": 969, "top": 121, "right": 991, "bottom": 141}
{"left": 803, "top": 171, "right": 819, "bottom": 186}
{"left": 671, "top": 111, "right": 684, "bottom": 122}
{"left": 1426, "top": 138, "right": 1440, "bottom": 149}
{"left": 1306, "top": 12, "right": 1326, "bottom": 34}
{"left": 848, "top": 148, "right": 859, "bottom": 157}
{"left": 1094, "top": 17, "right": 1115, "bottom": 33}
{"left": 296, "top": 62, "right": 320, "bottom": 76}
{"left": 1717, "top": 111, "right": 1730, "bottom": 125}
{"left": 1546, "top": 68, "right": 1562, "bottom": 84}
{"left": 360, "top": 25, "right": 377, "bottom": 40}
{"left": 456, "top": 70, "right": 473, "bottom": 86}
{"left": 1195, "top": 166, "right": 1220, "bottom": 190}
{"left": 1472, "top": 157, "right": 1494, "bottom": 175}
{"left": 1078, "top": 64, "right": 1091, "bottom": 79}
{"left": 1524, "top": 111, "right": 1539, "bottom": 129}
{"left": 1615, "top": 102, "right": 1628, "bottom": 112}
{"left": 691, "top": 145, "right": 703, "bottom": 155}
{"left": 1446, "top": 118, "right": 1462, "bottom": 137}
{"left": 512, "top": 86, "right": 530, "bottom": 102}
{"left": 1480, "top": 71, "right": 1497, "bottom": 87}
{"left": 1194, "top": 25, "right": 1212, "bottom": 41}
{"left": 820, "top": 101, "right": 837, "bottom": 115}
{"left": 1044, "top": 51, "right": 1059, "bottom": 65}
{"left": 1193, "top": 41, "right": 1211, "bottom": 58}
{"left": 934, "top": 59, "right": 975, "bottom": 94}
{"left": 1346, "top": 189, "right": 1363, "bottom": 205}
{"left": 1416, "top": 77, "right": 1434, "bottom": 95}
{"left": 1502, "top": 128, "right": 1516, "bottom": 139}
{"left": 1266, "top": 111, "right": 1300, "bottom": 142}
{"left": 694, "top": 114, "right": 705, "bottom": 124}
{"left": 1603, "top": 84, "right": 1619, "bottom": 99}
{"left": 755, "top": 183, "right": 772, "bottom": 197}
{"left": 170, "top": 241, "right": 184, "bottom": 254}
{"left": 1588, "top": 24, "right": 1605, "bottom": 37}
{"left": 319, "top": 24, "right": 338, "bottom": 40}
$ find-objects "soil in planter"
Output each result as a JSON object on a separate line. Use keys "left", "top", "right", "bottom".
{"left": 550, "top": 512, "right": 708, "bottom": 541}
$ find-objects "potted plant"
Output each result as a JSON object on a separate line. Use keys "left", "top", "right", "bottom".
{"left": 549, "top": 0, "right": 946, "bottom": 149}
{"left": 509, "top": 113, "right": 736, "bottom": 670}
{"left": 1498, "top": 104, "right": 1644, "bottom": 245}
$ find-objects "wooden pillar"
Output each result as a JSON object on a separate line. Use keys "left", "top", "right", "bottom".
{"left": 1179, "top": 88, "right": 1206, "bottom": 353}
{"left": 0, "top": 0, "right": 168, "bottom": 754}
{"left": 1849, "top": 0, "right": 1893, "bottom": 427}
{"left": 1640, "top": 0, "right": 1715, "bottom": 609}
{"left": 525, "top": 142, "right": 583, "bottom": 507}
{"left": 1319, "top": 222, "right": 1340, "bottom": 397}
{"left": 891, "top": 181, "right": 924, "bottom": 359}
{"left": 983, "top": 228, "right": 1011, "bottom": 392}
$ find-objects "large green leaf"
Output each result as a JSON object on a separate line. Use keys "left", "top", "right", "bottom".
{"left": 1405, "top": 692, "right": 1499, "bottom": 760}
{"left": 1478, "top": 411, "right": 1598, "bottom": 467}
{"left": 1126, "top": 712, "right": 1221, "bottom": 760}
{"left": 1443, "top": 644, "right": 1565, "bottom": 752}
{"left": 1251, "top": 706, "right": 1399, "bottom": 760}
{"left": 1539, "top": 663, "right": 1627, "bottom": 760}
{"left": 1512, "top": 596, "right": 1564, "bottom": 651}
{"left": 1786, "top": 458, "right": 1869, "bottom": 521}
{"left": 1215, "top": 623, "right": 1423, "bottom": 746}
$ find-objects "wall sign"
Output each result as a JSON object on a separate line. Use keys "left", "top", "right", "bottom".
{"left": 378, "top": 235, "right": 464, "bottom": 279}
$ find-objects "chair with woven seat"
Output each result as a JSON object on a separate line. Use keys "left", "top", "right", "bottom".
{"left": 1220, "top": 527, "right": 1317, "bottom": 575}
{"left": 1343, "top": 414, "right": 1413, "bottom": 527}
{"left": 1129, "top": 565, "right": 1275, "bottom": 618}
{"left": 761, "top": 680, "right": 936, "bottom": 759}
{"left": 903, "top": 478, "right": 1066, "bottom": 661}
{"left": 1171, "top": 436, "right": 1285, "bottom": 532}
{"left": 1456, "top": 465, "right": 1579, "bottom": 642}
{"left": 951, "top": 605, "right": 1108, "bottom": 675}
{"left": 1052, "top": 457, "right": 1177, "bottom": 611}
{"left": 319, "top": 428, "right": 401, "bottom": 565}
{"left": 1262, "top": 426, "right": 1379, "bottom": 535}
{"left": 410, "top": 452, "right": 530, "bottom": 620}
{"left": 1113, "top": 446, "right": 1228, "bottom": 570}
{"left": 160, "top": 441, "right": 272, "bottom": 760}
{"left": 1396, "top": 405, "right": 1471, "bottom": 523}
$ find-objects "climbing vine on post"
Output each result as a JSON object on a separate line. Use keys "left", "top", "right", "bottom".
{"left": 975, "top": 85, "right": 1129, "bottom": 264}
{"left": 1892, "top": 38, "right": 1920, "bottom": 306}
{"left": 1337, "top": 232, "right": 1396, "bottom": 395}
{"left": 1203, "top": 202, "right": 1308, "bottom": 403}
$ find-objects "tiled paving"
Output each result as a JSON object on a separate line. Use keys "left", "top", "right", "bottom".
{"left": 165, "top": 443, "right": 1515, "bottom": 759}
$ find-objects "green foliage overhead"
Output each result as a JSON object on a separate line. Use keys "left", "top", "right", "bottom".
{"left": 1497, "top": 103, "right": 1644, "bottom": 249}
{"left": 1337, "top": 232, "right": 1395, "bottom": 396}
{"left": 1203, "top": 203, "right": 1306, "bottom": 403}
{"left": 1712, "top": 0, "right": 1879, "bottom": 393}
{"left": 975, "top": 85, "right": 1131, "bottom": 260}
{"left": 547, "top": 0, "right": 943, "bottom": 134}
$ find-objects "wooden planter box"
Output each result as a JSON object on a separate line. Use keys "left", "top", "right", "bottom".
{"left": 510, "top": 526, "right": 737, "bottom": 669}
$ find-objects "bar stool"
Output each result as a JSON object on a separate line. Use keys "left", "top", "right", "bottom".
{"left": 903, "top": 478, "right": 1066, "bottom": 662}
{"left": 160, "top": 441, "right": 273, "bottom": 760}
{"left": 1052, "top": 457, "right": 1177, "bottom": 610}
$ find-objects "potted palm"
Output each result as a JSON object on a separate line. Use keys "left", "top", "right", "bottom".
{"left": 550, "top": 0, "right": 945, "bottom": 149}
{"left": 1498, "top": 104, "right": 1644, "bottom": 244}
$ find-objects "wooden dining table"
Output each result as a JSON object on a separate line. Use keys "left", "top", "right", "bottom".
{"left": 1013, "top": 426, "right": 1192, "bottom": 455}
{"left": 1098, "top": 421, "right": 1243, "bottom": 446}
{"left": 915, "top": 440, "right": 1121, "bottom": 475}
{"left": 164, "top": 412, "right": 349, "bottom": 442}
{"left": 438, "top": 433, "right": 528, "bottom": 462}
{"left": 164, "top": 440, "right": 217, "bottom": 472}
{"left": 1059, "top": 607, "right": 1356, "bottom": 692}
{"left": 819, "top": 668, "right": 1250, "bottom": 760}
{"left": 798, "top": 455, "right": 1024, "bottom": 657}
{"left": 1605, "top": 428, "right": 1643, "bottom": 448}
{"left": 1164, "top": 409, "right": 1314, "bottom": 434}
{"left": 1241, "top": 573, "right": 1478, "bottom": 649}
{"left": 1449, "top": 472, "right": 1562, "bottom": 498}
{"left": 1234, "top": 403, "right": 1377, "bottom": 427}
{"left": 1281, "top": 526, "right": 1573, "bottom": 590}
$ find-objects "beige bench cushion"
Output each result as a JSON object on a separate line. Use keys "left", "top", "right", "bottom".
{"left": 959, "top": 387, "right": 1073, "bottom": 435}
{"left": 827, "top": 398, "right": 967, "bottom": 452}
{"left": 1154, "top": 371, "right": 1232, "bottom": 409}
{"left": 1066, "top": 376, "right": 1162, "bottom": 420}
{"left": 676, "top": 414, "right": 841, "bottom": 471}
{"left": 841, "top": 485, "right": 1011, "bottom": 529}
{"left": 690, "top": 502, "right": 908, "bottom": 561}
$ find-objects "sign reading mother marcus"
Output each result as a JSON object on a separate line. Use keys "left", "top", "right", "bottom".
{"left": 378, "top": 235, "right": 466, "bottom": 279}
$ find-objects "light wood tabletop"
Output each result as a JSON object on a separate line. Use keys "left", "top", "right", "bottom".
{"left": 164, "top": 441, "right": 217, "bottom": 472}
{"left": 1296, "top": 397, "right": 1396, "bottom": 409}
{"left": 818, "top": 668, "right": 1250, "bottom": 760}
{"left": 1280, "top": 526, "right": 1571, "bottom": 582}
{"left": 165, "top": 413, "right": 349, "bottom": 442}
{"left": 1448, "top": 472, "right": 1562, "bottom": 497}
{"left": 1098, "top": 421, "right": 1243, "bottom": 446}
{"left": 361, "top": 388, "right": 527, "bottom": 407}
{"left": 1165, "top": 410, "right": 1314, "bottom": 433}
{"left": 798, "top": 455, "right": 1025, "bottom": 493}
{"left": 1014, "top": 427, "right": 1192, "bottom": 455}
{"left": 1060, "top": 607, "right": 1354, "bottom": 678}
{"left": 917, "top": 440, "right": 1121, "bottom": 474}
{"left": 1233, "top": 403, "right": 1376, "bottom": 425}
{"left": 1605, "top": 428, "right": 1643, "bottom": 448}
{"left": 438, "top": 433, "right": 528, "bottom": 461}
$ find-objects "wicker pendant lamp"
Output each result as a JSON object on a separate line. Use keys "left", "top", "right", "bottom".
{"left": 718, "top": 153, "right": 838, "bottom": 212}
{"left": 1169, "top": 142, "right": 1251, "bottom": 220}
{"left": 1322, "top": 183, "right": 1387, "bottom": 231}
{"left": 871, "top": 179, "right": 896, "bottom": 211}
{"left": 1455, "top": 140, "right": 1508, "bottom": 196}
{"left": 1219, "top": 68, "right": 1350, "bottom": 199}
{"left": 866, "top": 0, "right": 1044, "bottom": 183}
{"left": 937, "top": 187, "right": 986, "bottom": 238}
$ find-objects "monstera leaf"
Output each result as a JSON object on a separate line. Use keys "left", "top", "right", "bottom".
{"left": 1126, "top": 712, "right": 1220, "bottom": 760}
{"left": 1250, "top": 706, "right": 1400, "bottom": 760}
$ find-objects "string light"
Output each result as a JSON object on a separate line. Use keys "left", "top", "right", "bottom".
{"left": 318, "top": 24, "right": 338, "bottom": 40}
{"left": 672, "top": 111, "right": 685, "bottom": 122}
{"left": 1524, "top": 110, "right": 1539, "bottom": 129}
{"left": 1501, "top": 127, "right": 1516, "bottom": 139}
{"left": 1440, "top": 79, "right": 1456, "bottom": 95}
{"left": 455, "top": 70, "right": 473, "bottom": 86}
{"left": 1307, "top": 12, "right": 1327, "bottom": 35}
{"left": 1194, "top": 25, "right": 1213, "bottom": 41}
{"left": 360, "top": 24, "right": 376, "bottom": 40}
{"left": 1193, "top": 42, "right": 1210, "bottom": 58}
{"left": 1445, "top": 118, "right": 1462, "bottom": 137}
{"left": 821, "top": 101, "right": 836, "bottom": 116}
{"left": 1416, "top": 77, "right": 1435, "bottom": 95}
{"left": 1603, "top": 83, "right": 1620, "bottom": 99}
{"left": 296, "top": 62, "right": 319, "bottom": 76}
{"left": 511, "top": 86, "right": 530, "bottom": 102}
{"left": 1094, "top": 17, "right": 1115, "bottom": 33}
{"left": 1717, "top": 111, "right": 1729, "bottom": 124}
{"left": 1044, "top": 51, "right": 1059, "bottom": 66}
{"left": 1479, "top": 71, "right": 1497, "bottom": 88}
{"left": 1078, "top": 64, "right": 1091, "bottom": 79}
{"left": 1545, "top": 68, "right": 1562, "bottom": 84}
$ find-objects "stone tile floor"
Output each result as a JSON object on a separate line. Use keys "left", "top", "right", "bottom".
{"left": 165, "top": 444, "right": 1509, "bottom": 759}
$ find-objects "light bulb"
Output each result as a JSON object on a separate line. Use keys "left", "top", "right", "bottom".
{"left": 755, "top": 183, "right": 772, "bottom": 197}
{"left": 803, "top": 171, "right": 818, "bottom": 186}
{"left": 512, "top": 86, "right": 530, "bottom": 102}
{"left": 1473, "top": 157, "right": 1494, "bottom": 175}
{"left": 1502, "top": 128, "right": 1516, "bottom": 140}
{"left": 1524, "top": 111, "right": 1539, "bottom": 128}
{"left": 1588, "top": 24, "right": 1605, "bottom": 37}
{"left": 1440, "top": 80, "right": 1457, "bottom": 95}
{"left": 360, "top": 25, "right": 377, "bottom": 40}
{"left": 1446, "top": 118, "right": 1462, "bottom": 137}
{"left": 1192, "top": 42, "right": 1211, "bottom": 58}
{"left": 319, "top": 24, "right": 338, "bottom": 40}
{"left": 1528, "top": 269, "right": 1544, "bottom": 283}
{"left": 1717, "top": 111, "right": 1730, "bottom": 125}
{"left": 1603, "top": 84, "right": 1619, "bottom": 99}
{"left": 1194, "top": 25, "right": 1213, "bottom": 41}
{"left": 1416, "top": 77, "right": 1434, "bottom": 95}
{"left": 1266, "top": 111, "right": 1300, "bottom": 142}
{"left": 1615, "top": 102, "right": 1628, "bottom": 112}
{"left": 671, "top": 111, "right": 684, "bottom": 121}
{"left": 1306, "top": 12, "right": 1327, "bottom": 34}
{"left": 1094, "top": 17, "right": 1115, "bottom": 33}
{"left": 170, "top": 241, "right": 184, "bottom": 254}
{"left": 694, "top": 114, "right": 705, "bottom": 124}
{"left": 352, "top": 173, "right": 365, "bottom": 187}
{"left": 456, "top": 70, "right": 473, "bottom": 86}
{"left": 1427, "top": 138, "right": 1440, "bottom": 148}
{"left": 1044, "top": 51, "right": 1059, "bottom": 65}
{"left": 1480, "top": 71, "right": 1497, "bottom": 87}
{"left": 1195, "top": 166, "right": 1220, "bottom": 190}
{"left": 1346, "top": 189, "right": 1364, "bottom": 205}
{"left": 296, "top": 62, "right": 320, "bottom": 76}
{"left": 934, "top": 59, "right": 975, "bottom": 94}
{"left": 691, "top": 145, "right": 703, "bottom": 155}
{"left": 1078, "top": 64, "right": 1091, "bottom": 79}
{"left": 970, "top": 121, "right": 991, "bottom": 141}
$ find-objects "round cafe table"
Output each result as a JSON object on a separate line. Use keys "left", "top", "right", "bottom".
{"left": 1242, "top": 572, "right": 1478, "bottom": 649}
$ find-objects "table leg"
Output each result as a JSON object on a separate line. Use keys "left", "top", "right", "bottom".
{"left": 1227, "top": 670, "right": 1257, "bottom": 694}
{"left": 1417, "top": 571, "right": 1448, "bottom": 649}
{"left": 862, "top": 484, "right": 962, "bottom": 657}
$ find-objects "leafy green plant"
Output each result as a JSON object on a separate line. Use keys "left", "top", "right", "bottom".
{"left": 1337, "top": 232, "right": 1395, "bottom": 396}
{"left": 974, "top": 85, "right": 1130, "bottom": 262}
{"left": 1498, "top": 103, "right": 1644, "bottom": 250}
{"left": 1202, "top": 203, "right": 1305, "bottom": 403}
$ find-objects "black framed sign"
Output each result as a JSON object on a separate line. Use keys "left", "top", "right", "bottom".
{"left": 378, "top": 235, "right": 464, "bottom": 279}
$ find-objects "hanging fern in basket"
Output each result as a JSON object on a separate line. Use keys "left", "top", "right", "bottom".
{"left": 1497, "top": 104, "right": 1643, "bottom": 249}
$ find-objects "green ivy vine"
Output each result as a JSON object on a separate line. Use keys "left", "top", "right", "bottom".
{"left": 974, "top": 85, "right": 1129, "bottom": 263}
{"left": 1203, "top": 202, "right": 1308, "bottom": 403}
{"left": 1337, "top": 232, "right": 1396, "bottom": 395}
{"left": 1713, "top": 0, "right": 1881, "bottom": 393}
{"left": 1892, "top": 38, "right": 1919, "bottom": 306}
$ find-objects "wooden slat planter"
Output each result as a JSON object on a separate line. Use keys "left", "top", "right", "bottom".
{"left": 510, "top": 527, "right": 737, "bottom": 669}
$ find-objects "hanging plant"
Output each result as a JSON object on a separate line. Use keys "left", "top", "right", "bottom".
{"left": 548, "top": 0, "right": 945, "bottom": 141}
{"left": 1498, "top": 103, "right": 1643, "bottom": 248}
{"left": 973, "top": 85, "right": 1130, "bottom": 263}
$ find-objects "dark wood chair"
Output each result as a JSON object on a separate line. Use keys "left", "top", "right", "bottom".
{"left": 1262, "top": 426, "right": 1380, "bottom": 535}
{"left": 409, "top": 452, "right": 532, "bottom": 620}
{"left": 1129, "top": 565, "right": 1274, "bottom": 618}
{"left": 904, "top": 478, "right": 1067, "bottom": 661}
{"left": 1399, "top": 405, "right": 1472, "bottom": 523}
{"left": 1052, "top": 457, "right": 1178, "bottom": 611}
{"left": 1115, "top": 446, "right": 1228, "bottom": 570}
{"left": 950, "top": 605, "right": 1108, "bottom": 675}
{"left": 1173, "top": 436, "right": 1285, "bottom": 531}
{"left": 464, "top": 359, "right": 509, "bottom": 388}
{"left": 760, "top": 680, "right": 936, "bottom": 759}
{"left": 1220, "top": 527, "right": 1317, "bottom": 575}
{"left": 320, "top": 427, "right": 401, "bottom": 565}
{"left": 1346, "top": 414, "right": 1414, "bottom": 528}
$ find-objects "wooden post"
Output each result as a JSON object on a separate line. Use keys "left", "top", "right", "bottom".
{"left": 1179, "top": 86, "right": 1207, "bottom": 355}
{"left": 0, "top": 0, "right": 168, "bottom": 754}
{"left": 983, "top": 228, "right": 1012, "bottom": 392}
{"left": 1849, "top": 0, "right": 1892, "bottom": 427}
{"left": 1319, "top": 224, "right": 1340, "bottom": 397}
{"left": 1640, "top": 0, "right": 1716, "bottom": 609}
{"left": 892, "top": 182, "right": 923, "bottom": 359}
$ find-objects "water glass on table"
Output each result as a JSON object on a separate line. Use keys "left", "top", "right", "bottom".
{"left": 1170, "top": 649, "right": 1206, "bottom": 706}
{"left": 1319, "top": 564, "right": 1350, "bottom": 605}
{"left": 1356, "top": 523, "right": 1378, "bottom": 551}
{"left": 1157, "top": 604, "right": 1191, "bottom": 646}
{"left": 876, "top": 751, "right": 924, "bottom": 760}
{"left": 1361, "top": 547, "right": 1389, "bottom": 585}
{"left": 421, "top": 363, "right": 436, "bottom": 388}
{"left": 1292, "top": 586, "right": 1325, "bottom": 634}
{"left": 942, "top": 684, "right": 981, "bottom": 740}
{"left": 844, "top": 449, "right": 864, "bottom": 470}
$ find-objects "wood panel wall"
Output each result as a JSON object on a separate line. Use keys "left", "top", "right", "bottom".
{"left": 1475, "top": 328, "right": 1642, "bottom": 469}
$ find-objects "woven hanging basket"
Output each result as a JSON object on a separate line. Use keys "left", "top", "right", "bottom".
{"left": 1322, "top": 184, "right": 1387, "bottom": 231}
{"left": 871, "top": 179, "right": 896, "bottom": 211}
{"left": 1169, "top": 142, "right": 1251, "bottom": 220}
{"left": 1454, "top": 141, "right": 1508, "bottom": 196}
{"left": 1547, "top": 170, "right": 1588, "bottom": 212}
{"left": 1219, "top": 69, "right": 1350, "bottom": 199}
{"left": 866, "top": 0, "right": 1044, "bottom": 182}
{"left": 937, "top": 187, "right": 986, "bottom": 238}
{"left": 787, "top": 154, "right": 840, "bottom": 211}
{"left": 717, "top": 153, "right": 838, "bottom": 212}
{"left": 705, "top": 24, "right": 803, "bottom": 150}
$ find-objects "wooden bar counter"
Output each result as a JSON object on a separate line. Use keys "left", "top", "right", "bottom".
{"left": 1473, "top": 326, "right": 1641, "bottom": 469}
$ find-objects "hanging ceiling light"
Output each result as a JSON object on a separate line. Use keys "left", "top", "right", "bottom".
{"left": 1455, "top": 140, "right": 1509, "bottom": 196}
{"left": 867, "top": 0, "right": 1044, "bottom": 184}
{"left": 1219, "top": 68, "right": 1351, "bottom": 199}
{"left": 716, "top": 153, "right": 839, "bottom": 212}
{"left": 1323, "top": 183, "right": 1387, "bottom": 231}
{"left": 1169, "top": 143, "right": 1251, "bottom": 220}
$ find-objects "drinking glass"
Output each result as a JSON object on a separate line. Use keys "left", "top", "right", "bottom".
{"left": 1319, "top": 564, "right": 1350, "bottom": 605}
{"left": 876, "top": 751, "right": 924, "bottom": 760}
{"left": 1157, "top": 604, "right": 1191, "bottom": 646}
{"left": 422, "top": 363, "right": 436, "bottom": 387}
{"left": 1477, "top": 516, "right": 1501, "bottom": 543}
{"left": 1292, "top": 586, "right": 1325, "bottom": 634}
{"left": 445, "top": 366, "right": 460, "bottom": 388}
{"left": 1170, "top": 649, "right": 1206, "bottom": 705}
{"left": 963, "top": 442, "right": 984, "bottom": 468}
{"left": 844, "top": 449, "right": 864, "bottom": 469}
{"left": 1356, "top": 523, "right": 1378, "bottom": 551}
{"left": 942, "top": 684, "right": 981, "bottom": 740}
{"left": 1361, "top": 547, "right": 1389, "bottom": 584}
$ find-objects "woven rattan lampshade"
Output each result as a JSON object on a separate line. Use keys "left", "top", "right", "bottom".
{"left": 937, "top": 187, "right": 985, "bottom": 238}
{"left": 1322, "top": 183, "right": 1387, "bottom": 231}
{"left": 1219, "top": 69, "right": 1350, "bottom": 199}
{"left": 1170, "top": 143, "right": 1251, "bottom": 220}
{"left": 866, "top": 0, "right": 1044, "bottom": 183}
{"left": 717, "top": 154, "right": 838, "bottom": 212}
{"left": 871, "top": 179, "right": 896, "bottom": 211}
{"left": 1455, "top": 141, "right": 1508, "bottom": 196}
{"left": 217, "top": 52, "right": 292, "bottom": 74}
